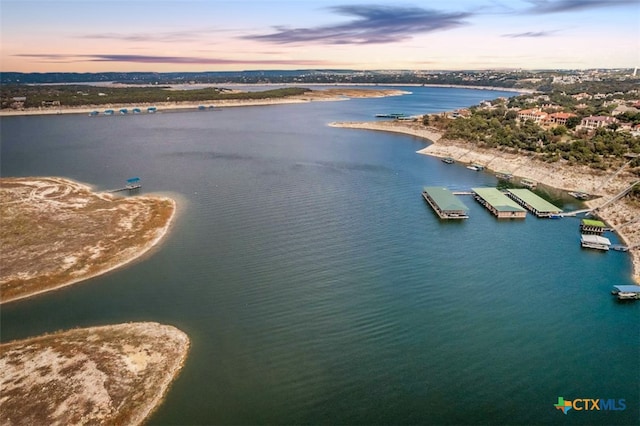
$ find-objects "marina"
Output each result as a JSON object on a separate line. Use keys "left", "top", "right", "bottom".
{"left": 421, "top": 187, "right": 469, "bottom": 219}
{"left": 472, "top": 187, "right": 527, "bottom": 219}
{"left": 505, "top": 188, "right": 563, "bottom": 218}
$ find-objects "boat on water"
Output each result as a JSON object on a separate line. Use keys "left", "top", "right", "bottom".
{"left": 441, "top": 157, "right": 455, "bottom": 164}
{"left": 495, "top": 171, "right": 513, "bottom": 180}
{"left": 103, "top": 109, "right": 114, "bottom": 115}
{"left": 568, "top": 191, "right": 590, "bottom": 200}
{"left": 520, "top": 178, "right": 537, "bottom": 189}
{"left": 147, "top": 107, "right": 157, "bottom": 113}
{"left": 88, "top": 111, "right": 99, "bottom": 117}
{"left": 119, "top": 108, "right": 129, "bottom": 115}
{"left": 132, "top": 108, "right": 141, "bottom": 114}
{"left": 467, "top": 163, "right": 484, "bottom": 171}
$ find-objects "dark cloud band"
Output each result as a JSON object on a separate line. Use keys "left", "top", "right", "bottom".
{"left": 244, "top": 5, "right": 472, "bottom": 45}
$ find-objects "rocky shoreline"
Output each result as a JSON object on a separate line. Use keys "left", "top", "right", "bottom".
{"left": 329, "top": 120, "right": 640, "bottom": 283}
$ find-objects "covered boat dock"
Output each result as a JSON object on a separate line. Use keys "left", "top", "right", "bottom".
{"left": 506, "top": 188, "right": 562, "bottom": 218}
{"left": 611, "top": 285, "right": 640, "bottom": 300}
{"left": 472, "top": 188, "right": 526, "bottom": 219}
{"left": 580, "top": 219, "right": 607, "bottom": 235}
{"left": 580, "top": 234, "right": 611, "bottom": 251}
{"left": 422, "top": 187, "right": 469, "bottom": 219}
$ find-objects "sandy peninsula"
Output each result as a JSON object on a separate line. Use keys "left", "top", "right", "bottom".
{"left": 330, "top": 119, "right": 640, "bottom": 283}
{"left": 0, "top": 88, "right": 408, "bottom": 117}
{"left": 0, "top": 177, "right": 176, "bottom": 304}
{"left": 0, "top": 322, "right": 189, "bottom": 426}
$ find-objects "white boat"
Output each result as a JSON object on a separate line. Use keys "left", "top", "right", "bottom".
{"left": 617, "top": 292, "right": 639, "bottom": 300}
{"left": 568, "top": 191, "right": 590, "bottom": 200}
{"left": 466, "top": 165, "right": 479, "bottom": 171}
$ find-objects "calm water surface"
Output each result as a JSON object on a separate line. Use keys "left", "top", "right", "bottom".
{"left": 1, "top": 87, "right": 638, "bottom": 425}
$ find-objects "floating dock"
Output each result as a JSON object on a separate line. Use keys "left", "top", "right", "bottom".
{"left": 422, "top": 187, "right": 469, "bottom": 219}
{"left": 472, "top": 188, "right": 527, "bottom": 219}
{"left": 580, "top": 219, "right": 607, "bottom": 235}
{"left": 495, "top": 171, "right": 513, "bottom": 180}
{"left": 520, "top": 178, "right": 537, "bottom": 189}
{"left": 506, "top": 189, "right": 562, "bottom": 218}
{"left": 580, "top": 234, "right": 611, "bottom": 251}
{"left": 611, "top": 285, "right": 640, "bottom": 300}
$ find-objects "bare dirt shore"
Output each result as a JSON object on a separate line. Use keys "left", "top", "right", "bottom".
{"left": 0, "top": 88, "right": 408, "bottom": 117}
{"left": 0, "top": 177, "right": 176, "bottom": 304}
{"left": 330, "top": 120, "right": 640, "bottom": 283}
{"left": 0, "top": 322, "right": 190, "bottom": 426}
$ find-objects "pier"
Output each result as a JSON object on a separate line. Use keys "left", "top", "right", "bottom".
{"left": 506, "top": 189, "right": 562, "bottom": 218}
{"left": 472, "top": 188, "right": 526, "bottom": 219}
{"left": 422, "top": 187, "right": 469, "bottom": 219}
{"left": 107, "top": 177, "right": 141, "bottom": 193}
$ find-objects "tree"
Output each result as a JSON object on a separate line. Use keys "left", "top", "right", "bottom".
{"left": 566, "top": 116, "right": 581, "bottom": 129}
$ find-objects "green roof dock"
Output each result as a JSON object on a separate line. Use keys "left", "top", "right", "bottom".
{"left": 506, "top": 188, "right": 562, "bottom": 218}
{"left": 472, "top": 187, "right": 527, "bottom": 219}
{"left": 580, "top": 218, "right": 607, "bottom": 235}
{"left": 422, "top": 187, "right": 469, "bottom": 219}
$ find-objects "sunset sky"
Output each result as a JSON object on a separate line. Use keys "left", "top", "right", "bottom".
{"left": 1, "top": 0, "right": 638, "bottom": 72}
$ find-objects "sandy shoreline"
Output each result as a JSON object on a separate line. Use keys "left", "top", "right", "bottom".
{"left": 0, "top": 177, "right": 177, "bottom": 304}
{"left": 330, "top": 120, "right": 640, "bottom": 283}
{"left": 0, "top": 88, "right": 409, "bottom": 117}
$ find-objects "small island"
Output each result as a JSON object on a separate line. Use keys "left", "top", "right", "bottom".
{"left": 0, "top": 177, "right": 176, "bottom": 304}
{"left": 0, "top": 322, "right": 189, "bottom": 426}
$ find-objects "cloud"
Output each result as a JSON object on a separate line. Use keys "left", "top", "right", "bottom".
{"left": 81, "top": 28, "right": 232, "bottom": 43}
{"left": 14, "top": 53, "right": 331, "bottom": 66}
{"left": 244, "top": 5, "right": 472, "bottom": 45}
{"left": 523, "top": 0, "right": 638, "bottom": 14}
{"left": 502, "top": 30, "right": 557, "bottom": 37}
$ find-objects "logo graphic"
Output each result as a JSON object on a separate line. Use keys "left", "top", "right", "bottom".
{"left": 555, "top": 397, "right": 572, "bottom": 414}
{"left": 554, "top": 397, "right": 626, "bottom": 414}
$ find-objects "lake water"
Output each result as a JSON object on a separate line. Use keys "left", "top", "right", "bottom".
{"left": 1, "top": 86, "right": 638, "bottom": 425}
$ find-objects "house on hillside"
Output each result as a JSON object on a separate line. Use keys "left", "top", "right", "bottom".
{"left": 578, "top": 115, "right": 618, "bottom": 130}
{"left": 546, "top": 112, "right": 577, "bottom": 126}
{"left": 572, "top": 93, "right": 592, "bottom": 101}
{"left": 612, "top": 104, "right": 640, "bottom": 116}
{"left": 517, "top": 108, "right": 548, "bottom": 124}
